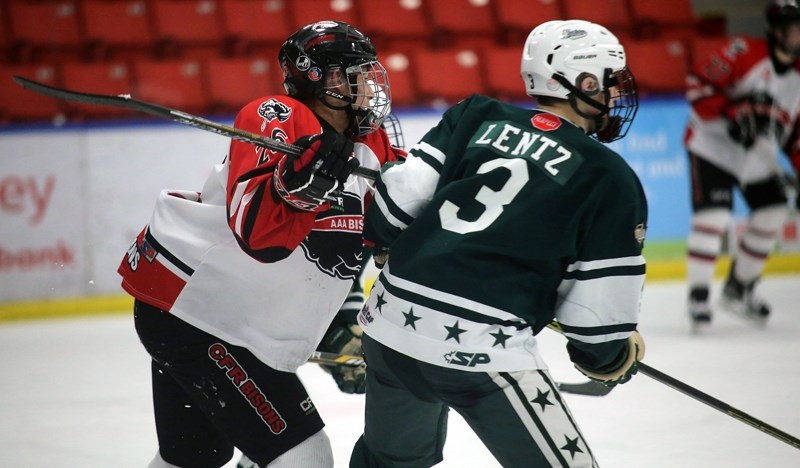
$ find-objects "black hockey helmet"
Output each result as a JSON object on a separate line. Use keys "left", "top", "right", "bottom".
{"left": 279, "top": 20, "right": 391, "bottom": 136}
{"left": 766, "top": 0, "right": 800, "bottom": 57}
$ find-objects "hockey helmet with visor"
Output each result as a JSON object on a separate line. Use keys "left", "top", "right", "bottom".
{"left": 279, "top": 20, "right": 391, "bottom": 136}
{"left": 521, "top": 20, "right": 638, "bottom": 143}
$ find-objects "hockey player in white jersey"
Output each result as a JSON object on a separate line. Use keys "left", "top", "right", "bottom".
{"left": 685, "top": 0, "right": 800, "bottom": 328}
{"left": 236, "top": 112, "right": 406, "bottom": 468}
{"left": 119, "top": 21, "right": 403, "bottom": 468}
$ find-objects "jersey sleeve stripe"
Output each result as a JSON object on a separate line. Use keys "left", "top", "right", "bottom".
{"left": 374, "top": 181, "right": 416, "bottom": 227}
{"left": 563, "top": 264, "right": 645, "bottom": 280}
{"left": 565, "top": 255, "right": 645, "bottom": 272}
{"left": 411, "top": 141, "right": 447, "bottom": 165}
{"left": 409, "top": 146, "right": 445, "bottom": 173}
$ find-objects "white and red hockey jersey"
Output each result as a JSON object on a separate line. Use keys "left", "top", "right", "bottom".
{"left": 685, "top": 36, "right": 800, "bottom": 183}
{"left": 118, "top": 95, "right": 404, "bottom": 372}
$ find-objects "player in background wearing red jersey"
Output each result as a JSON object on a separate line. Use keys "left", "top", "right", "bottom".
{"left": 685, "top": 0, "right": 800, "bottom": 329}
{"left": 118, "top": 21, "right": 403, "bottom": 467}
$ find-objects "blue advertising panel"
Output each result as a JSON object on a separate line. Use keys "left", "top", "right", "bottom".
{"left": 607, "top": 97, "right": 693, "bottom": 241}
{"left": 608, "top": 97, "right": 755, "bottom": 241}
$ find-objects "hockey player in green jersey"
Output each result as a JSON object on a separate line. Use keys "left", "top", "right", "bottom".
{"left": 350, "top": 20, "right": 648, "bottom": 468}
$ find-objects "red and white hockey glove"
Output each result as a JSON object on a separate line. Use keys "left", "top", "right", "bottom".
{"left": 574, "top": 331, "right": 645, "bottom": 387}
{"left": 273, "top": 132, "right": 359, "bottom": 211}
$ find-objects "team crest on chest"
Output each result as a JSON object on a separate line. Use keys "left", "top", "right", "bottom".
{"left": 300, "top": 191, "right": 364, "bottom": 280}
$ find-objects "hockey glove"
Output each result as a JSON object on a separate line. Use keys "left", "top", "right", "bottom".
{"left": 317, "top": 324, "right": 366, "bottom": 394}
{"left": 372, "top": 246, "right": 390, "bottom": 269}
{"left": 273, "top": 132, "right": 359, "bottom": 211}
{"left": 574, "top": 331, "right": 645, "bottom": 387}
{"left": 725, "top": 100, "right": 758, "bottom": 149}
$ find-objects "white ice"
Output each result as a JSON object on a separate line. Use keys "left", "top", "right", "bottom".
{"left": 1, "top": 276, "right": 799, "bottom": 467}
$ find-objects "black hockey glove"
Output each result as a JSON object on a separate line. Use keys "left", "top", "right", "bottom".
{"left": 317, "top": 324, "right": 366, "bottom": 394}
{"left": 725, "top": 100, "right": 758, "bottom": 149}
{"left": 574, "top": 331, "right": 645, "bottom": 387}
{"left": 372, "top": 245, "right": 390, "bottom": 269}
{"left": 273, "top": 132, "right": 359, "bottom": 211}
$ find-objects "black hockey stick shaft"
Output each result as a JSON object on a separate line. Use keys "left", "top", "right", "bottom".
{"left": 638, "top": 362, "right": 800, "bottom": 450}
{"left": 12, "top": 75, "right": 380, "bottom": 181}
{"left": 308, "top": 350, "right": 604, "bottom": 400}
{"left": 547, "top": 322, "right": 800, "bottom": 449}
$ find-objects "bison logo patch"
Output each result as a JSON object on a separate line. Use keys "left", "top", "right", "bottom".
{"left": 257, "top": 99, "right": 292, "bottom": 130}
{"left": 300, "top": 191, "right": 363, "bottom": 280}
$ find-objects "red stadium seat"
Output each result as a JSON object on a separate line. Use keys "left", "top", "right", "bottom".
{"left": 60, "top": 62, "right": 135, "bottom": 118}
{"left": 205, "top": 56, "right": 281, "bottom": 112}
{"left": 355, "top": 0, "right": 431, "bottom": 51}
{"left": 82, "top": 0, "right": 155, "bottom": 48}
{"left": 0, "top": 2, "right": 8, "bottom": 49}
{"left": 494, "top": 0, "right": 563, "bottom": 43}
{"left": 561, "top": 0, "right": 632, "bottom": 39}
{"left": 219, "top": 0, "right": 293, "bottom": 47}
{"left": 151, "top": 0, "right": 224, "bottom": 56}
{"left": 7, "top": 1, "right": 83, "bottom": 48}
{"left": 290, "top": 0, "right": 359, "bottom": 29}
{"left": 624, "top": 38, "right": 688, "bottom": 94}
{"left": 82, "top": 1, "right": 155, "bottom": 60}
{"left": 381, "top": 50, "right": 416, "bottom": 107}
{"left": 483, "top": 46, "right": 527, "bottom": 102}
{"left": 132, "top": 59, "right": 210, "bottom": 113}
{"left": 412, "top": 48, "right": 485, "bottom": 104}
{"left": 628, "top": 0, "right": 698, "bottom": 39}
{"left": 427, "top": 0, "right": 497, "bottom": 49}
{"left": 629, "top": 0, "right": 696, "bottom": 25}
{"left": 0, "top": 65, "right": 62, "bottom": 122}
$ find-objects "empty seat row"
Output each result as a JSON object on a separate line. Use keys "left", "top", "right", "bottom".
{"left": 0, "top": 0, "right": 719, "bottom": 62}
{"left": 0, "top": 55, "right": 282, "bottom": 121}
{"left": 1, "top": 36, "right": 727, "bottom": 124}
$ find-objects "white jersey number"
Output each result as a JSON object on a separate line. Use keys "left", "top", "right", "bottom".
{"left": 439, "top": 158, "right": 529, "bottom": 234}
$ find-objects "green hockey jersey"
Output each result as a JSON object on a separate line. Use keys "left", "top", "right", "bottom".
{"left": 359, "top": 94, "right": 648, "bottom": 372}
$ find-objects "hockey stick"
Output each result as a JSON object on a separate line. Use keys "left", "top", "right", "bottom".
{"left": 556, "top": 380, "right": 614, "bottom": 396}
{"left": 11, "top": 75, "right": 380, "bottom": 181}
{"left": 637, "top": 361, "right": 800, "bottom": 450}
{"left": 307, "top": 350, "right": 615, "bottom": 400}
{"left": 547, "top": 322, "right": 800, "bottom": 449}
{"left": 308, "top": 351, "right": 365, "bottom": 368}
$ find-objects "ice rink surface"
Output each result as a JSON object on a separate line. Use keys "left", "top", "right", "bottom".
{"left": 1, "top": 275, "right": 799, "bottom": 468}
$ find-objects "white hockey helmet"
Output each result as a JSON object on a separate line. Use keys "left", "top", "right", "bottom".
{"left": 521, "top": 20, "right": 638, "bottom": 142}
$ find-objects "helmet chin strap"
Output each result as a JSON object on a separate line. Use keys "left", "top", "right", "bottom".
{"left": 319, "top": 88, "right": 353, "bottom": 111}
{"left": 315, "top": 88, "right": 363, "bottom": 136}
{"left": 550, "top": 74, "right": 611, "bottom": 133}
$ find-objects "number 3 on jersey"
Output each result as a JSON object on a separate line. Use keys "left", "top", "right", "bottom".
{"left": 439, "top": 158, "right": 529, "bottom": 234}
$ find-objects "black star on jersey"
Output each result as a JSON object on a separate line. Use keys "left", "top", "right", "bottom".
{"left": 531, "top": 389, "right": 554, "bottom": 412}
{"left": 444, "top": 321, "right": 467, "bottom": 343}
{"left": 561, "top": 435, "right": 583, "bottom": 459}
{"left": 490, "top": 328, "right": 511, "bottom": 348}
{"left": 403, "top": 308, "right": 421, "bottom": 330}
{"left": 375, "top": 292, "right": 388, "bottom": 314}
